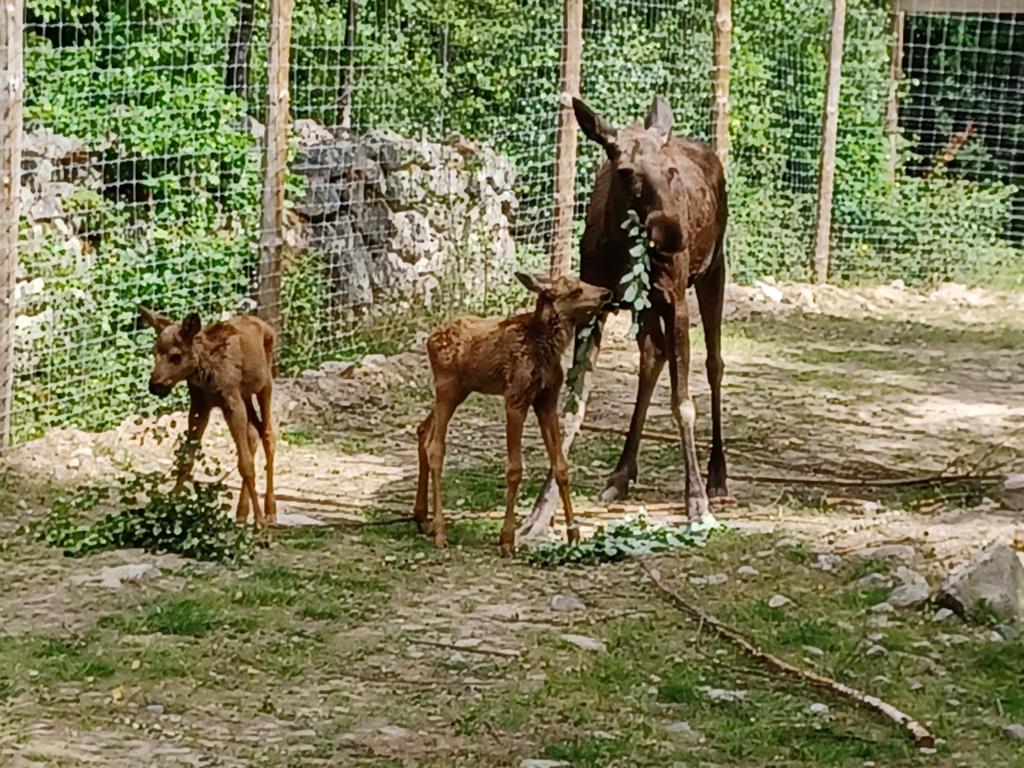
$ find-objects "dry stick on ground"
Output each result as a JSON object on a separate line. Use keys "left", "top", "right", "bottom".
{"left": 579, "top": 423, "right": 996, "bottom": 488}
{"left": 641, "top": 562, "right": 935, "bottom": 748}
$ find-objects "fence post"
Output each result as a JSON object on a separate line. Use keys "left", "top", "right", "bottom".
{"left": 550, "top": 0, "right": 583, "bottom": 278}
{"left": 256, "top": 0, "right": 294, "bottom": 335}
{"left": 811, "top": 0, "right": 847, "bottom": 285}
{"left": 0, "top": 0, "right": 24, "bottom": 448}
{"left": 711, "top": 0, "right": 732, "bottom": 176}
{"left": 884, "top": 0, "right": 904, "bottom": 182}
{"left": 336, "top": 0, "right": 357, "bottom": 128}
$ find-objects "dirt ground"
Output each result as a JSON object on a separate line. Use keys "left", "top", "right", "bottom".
{"left": 1, "top": 280, "right": 1023, "bottom": 766}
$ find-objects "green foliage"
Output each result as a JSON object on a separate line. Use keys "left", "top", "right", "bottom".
{"left": 32, "top": 456, "right": 252, "bottom": 562}
{"left": 526, "top": 513, "right": 725, "bottom": 568}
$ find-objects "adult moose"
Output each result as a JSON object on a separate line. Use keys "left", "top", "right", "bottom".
{"left": 519, "top": 94, "right": 727, "bottom": 538}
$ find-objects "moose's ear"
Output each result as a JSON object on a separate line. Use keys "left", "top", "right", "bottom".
{"left": 644, "top": 94, "right": 674, "bottom": 139}
{"left": 138, "top": 305, "right": 172, "bottom": 333}
{"left": 515, "top": 272, "right": 552, "bottom": 295}
{"left": 180, "top": 313, "right": 202, "bottom": 342}
{"left": 645, "top": 212, "right": 684, "bottom": 255}
{"left": 573, "top": 97, "right": 618, "bottom": 152}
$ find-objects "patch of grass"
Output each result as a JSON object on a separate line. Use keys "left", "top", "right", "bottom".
{"left": 775, "top": 618, "right": 846, "bottom": 652}
{"left": 542, "top": 734, "right": 646, "bottom": 767}
{"left": 0, "top": 678, "right": 14, "bottom": 701}
{"left": 849, "top": 557, "right": 891, "bottom": 580}
{"left": 101, "top": 595, "right": 252, "bottom": 638}
{"left": 842, "top": 585, "right": 891, "bottom": 610}
{"left": 30, "top": 636, "right": 117, "bottom": 681}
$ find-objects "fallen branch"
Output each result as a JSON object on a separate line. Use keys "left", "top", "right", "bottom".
{"left": 577, "top": 424, "right": 996, "bottom": 488}
{"left": 641, "top": 562, "right": 934, "bottom": 748}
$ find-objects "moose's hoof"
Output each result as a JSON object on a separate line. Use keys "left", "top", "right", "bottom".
{"left": 599, "top": 482, "right": 629, "bottom": 503}
{"left": 433, "top": 532, "right": 449, "bottom": 549}
{"left": 415, "top": 514, "right": 431, "bottom": 535}
{"left": 499, "top": 540, "right": 516, "bottom": 558}
{"left": 566, "top": 527, "right": 581, "bottom": 545}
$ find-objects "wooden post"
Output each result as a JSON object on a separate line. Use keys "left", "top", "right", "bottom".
{"left": 811, "top": 0, "right": 847, "bottom": 285}
{"left": 0, "top": 0, "right": 24, "bottom": 448}
{"left": 550, "top": 0, "right": 583, "bottom": 278}
{"left": 711, "top": 0, "right": 732, "bottom": 176}
{"left": 256, "top": 0, "right": 293, "bottom": 334}
{"left": 336, "top": 0, "right": 357, "bottom": 128}
{"left": 884, "top": 1, "right": 904, "bottom": 182}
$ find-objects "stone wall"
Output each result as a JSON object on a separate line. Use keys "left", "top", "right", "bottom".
{"left": 289, "top": 119, "right": 518, "bottom": 315}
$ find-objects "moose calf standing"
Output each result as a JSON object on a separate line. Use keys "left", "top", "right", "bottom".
{"left": 139, "top": 307, "right": 277, "bottom": 531}
{"left": 414, "top": 272, "right": 611, "bottom": 555}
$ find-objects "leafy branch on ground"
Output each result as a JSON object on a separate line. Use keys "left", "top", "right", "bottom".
{"left": 31, "top": 449, "right": 252, "bottom": 563}
{"left": 526, "top": 513, "right": 725, "bottom": 568}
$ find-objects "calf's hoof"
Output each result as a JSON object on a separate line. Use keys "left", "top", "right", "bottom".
{"left": 566, "top": 527, "right": 581, "bottom": 545}
{"left": 414, "top": 513, "right": 431, "bottom": 535}
{"left": 433, "top": 532, "right": 448, "bottom": 549}
{"left": 499, "top": 539, "right": 516, "bottom": 558}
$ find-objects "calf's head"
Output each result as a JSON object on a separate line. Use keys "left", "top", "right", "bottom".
{"left": 138, "top": 306, "right": 202, "bottom": 397}
{"left": 516, "top": 272, "right": 612, "bottom": 326}
{"left": 573, "top": 94, "right": 684, "bottom": 255}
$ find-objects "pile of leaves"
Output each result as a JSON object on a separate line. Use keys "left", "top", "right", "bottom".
{"left": 565, "top": 211, "right": 654, "bottom": 413}
{"left": 526, "top": 512, "right": 725, "bottom": 568}
{"left": 32, "top": 458, "right": 252, "bottom": 563}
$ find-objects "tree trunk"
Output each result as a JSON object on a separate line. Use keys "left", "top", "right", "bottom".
{"left": 336, "top": 0, "right": 357, "bottom": 128}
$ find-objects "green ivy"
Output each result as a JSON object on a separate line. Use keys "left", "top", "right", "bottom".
{"left": 526, "top": 513, "right": 726, "bottom": 568}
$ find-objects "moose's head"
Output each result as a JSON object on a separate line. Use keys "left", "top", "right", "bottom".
{"left": 138, "top": 306, "right": 203, "bottom": 397}
{"left": 573, "top": 94, "right": 684, "bottom": 255}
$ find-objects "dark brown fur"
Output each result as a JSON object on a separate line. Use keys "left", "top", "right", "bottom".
{"left": 414, "top": 273, "right": 611, "bottom": 554}
{"left": 139, "top": 307, "right": 277, "bottom": 531}
{"left": 573, "top": 94, "right": 728, "bottom": 520}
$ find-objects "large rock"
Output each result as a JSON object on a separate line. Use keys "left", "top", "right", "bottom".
{"left": 291, "top": 124, "right": 518, "bottom": 314}
{"left": 936, "top": 544, "right": 1024, "bottom": 623}
{"left": 889, "top": 566, "right": 931, "bottom": 609}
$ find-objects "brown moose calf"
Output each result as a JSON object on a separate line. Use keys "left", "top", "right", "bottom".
{"left": 414, "top": 272, "right": 611, "bottom": 555}
{"left": 139, "top": 307, "right": 277, "bottom": 531}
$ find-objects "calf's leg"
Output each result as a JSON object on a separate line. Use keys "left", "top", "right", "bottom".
{"left": 257, "top": 385, "right": 277, "bottom": 524}
{"left": 424, "top": 383, "right": 465, "bottom": 548}
{"left": 499, "top": 402, "right": 527, "bottom": 557}
{"left": 414, "top": 412, "right": 433, "bottom": 534}
{"left": 535, "top": 392, "right": 578, "bottom": 544}
{"left": 173, "top": 386, "right": 211, "bottom": 492}
{"left": 224, "top": 396, "right": 264, "bottom": 531}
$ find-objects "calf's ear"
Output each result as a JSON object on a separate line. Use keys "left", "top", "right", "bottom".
{"left": 180, "top": 313, "right": 202, "bottom": 343}
{"left": 515, "top": 272, "right": 553, "bottom": 295}
{"left": 139, "top": 306, "right": 172, "bottom": 333}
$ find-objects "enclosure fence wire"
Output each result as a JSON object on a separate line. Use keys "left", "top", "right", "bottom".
{"left": 3, "top": 0, "right": 1022, "bottom": 448}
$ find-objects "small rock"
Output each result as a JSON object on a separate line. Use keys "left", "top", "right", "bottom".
{"left": 66, "top": 456, "right": 81, "bottom": 470}
{"left": 802, "top": 645, "right": 825, "bottom": 657}
{"left": 698, "top": 686, "right": 747, "bottom": 703}
{"left": 146, "top": 704, "right": 165, "bottom": 716}
{"left": 1002, "top": 724, "right": 1024, "bottom": 741}
{"left": 854, "top": 573, "right": 892, "bottom": 589}
{"left": 812, "top": 553, "right": 842, "bottom": 572}
{"left": 774, "top": 537, "right": 800, "bottom": 549}
{"left": 919, "top": 747, "right": 937, "bottom": 756}
{"left": 866, "top": 644, "right": 888, "bottom": 656}
{"left": 705, "top": 573, "right": 728, "bottom": 586}
{"left": 994, "top": 623, "right": 1017, "bottom": 640}
{"left": 889, "top": 567, "right": 930, "bottom": 609}
{"left": 664, "top": 721, "right": 694, "bottom": 735}
{"left": 808, "top": 702, "right": 829, "bottom": 716}
{"left": 560, "top": 634, "right": 607, "bottom": 653}
{"left": 736, "top": 565, "right": 759, "bottom": 578}
{"left": 520, "top": 761, "right": 569, "bottom": 768}
{"left": 550, "top": 594, "right": 586, "bottom": 612}
{"left": 989, "top": 630, "right": 1005, "bottom": 643}
{"left": 869, "top": 601, "right": 894, "bottom": 614}
{"left": 755, "top": 279, "right": 785, "bottom": 303}
{"left": 320, "top": 360, "right": 356, "bottom": 378}
{"left": 936, "top": 544, "right": 1024, "bottom": 623}
{"left": 100, "top": 564, "right": 158, "bottom": 589}
{"left": 1003, "top": 474, "right": 1024, "bottom": 511}
{"left": 947, "top": 698, "right": 961, "bottom": 707}
{"left": 768, "top": 594, "right": 792, "bottom": 609}
{"left": 907, "top": 679, "right": 923, "bottom": 691}
{"left": 932, "top": 608, "right": 955, "bottom": 622}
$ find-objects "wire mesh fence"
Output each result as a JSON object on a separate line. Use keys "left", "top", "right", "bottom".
{"left": 2, "top": 0, "right": 1022, "bottom": 448}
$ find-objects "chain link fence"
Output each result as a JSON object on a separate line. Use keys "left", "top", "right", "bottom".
{"left": 1, "top": 0, "right": 1021, "bottom": 447}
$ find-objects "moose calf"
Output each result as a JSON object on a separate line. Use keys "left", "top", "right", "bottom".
{"left": 414, "top": 272, "right": 611, "bottom": 555}
{"left": 139, "top": 307, "right": 277, "bottom": 531}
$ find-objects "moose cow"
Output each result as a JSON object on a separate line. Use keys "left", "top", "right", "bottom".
{"left": 568, "top": 94, "right": 729, "bottom": 522}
